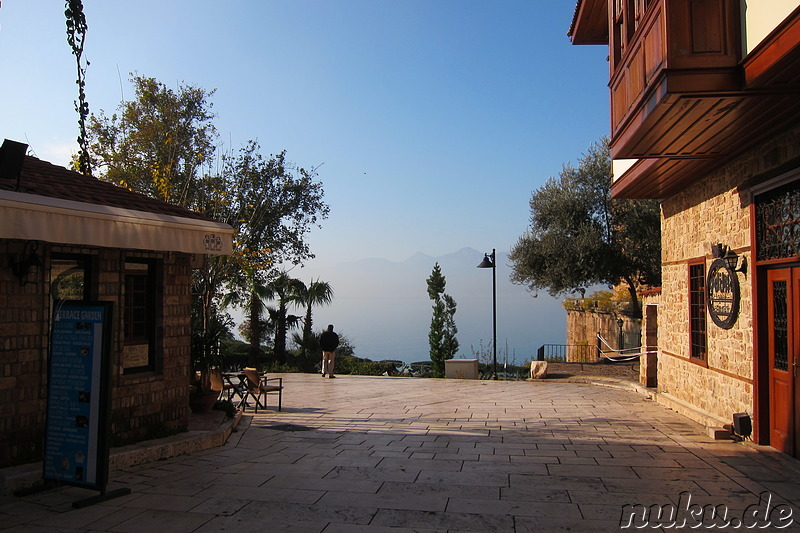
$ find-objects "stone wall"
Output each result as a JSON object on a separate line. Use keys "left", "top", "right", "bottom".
{"left": 658, "top": 124, "right": 800, "bottom": 424}
{"left": 0, "top": 241, "right": 192, "bottom": 467}
{"left": 639, "top": 289, "right": 661, "bottom": 387}
{"left": 565, "top": 304, "right": 640, "bottom": 362}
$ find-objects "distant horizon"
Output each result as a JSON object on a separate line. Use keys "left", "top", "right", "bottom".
{"left": 226, "top": 247, "right": 575, "bottom": 366}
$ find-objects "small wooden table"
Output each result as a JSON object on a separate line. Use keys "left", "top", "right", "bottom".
{"left": 222, "top": 372, "right": 248, "bottom": 407}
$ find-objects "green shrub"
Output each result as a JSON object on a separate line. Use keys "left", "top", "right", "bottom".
{"left": 213, "top": 399, "right": 237, "bottom": 418}
{"left": 335, "top": 355, "right": 396, "bottom": 376}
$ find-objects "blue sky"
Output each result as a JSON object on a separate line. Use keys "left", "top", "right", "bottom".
{"left": 0, "top": 1, "right": 609, "bottom": 265}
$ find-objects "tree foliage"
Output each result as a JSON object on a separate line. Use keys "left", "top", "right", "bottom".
{"left": 87, "top": 75, "right": 330, "bottom": 374}
{"left": 427, "top": 263, "right": 459, "bottom": 377}
{"left": 221, "top": 268, "right": 272, "bottom": 368}
{"left": 509, "top": 138, "right": 660, "bottom": 317}
{"left": 212, "top": 142, "right": 329, "bottom": 274}
{"left": 296, "top": 279, "right": 334, "bottom": 363}
{"left": 263, "top": 272, "right": 306, "bottom": 366}
{"left": 88, "top": 75, "right": 217, "bottom": 205}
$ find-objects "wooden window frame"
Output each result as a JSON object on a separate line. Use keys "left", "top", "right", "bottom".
{"left": 688, "top": 258, "right": 708, "bottom": 367}
{"left": 122, "top": 258, "right": 162, "bottom": 375}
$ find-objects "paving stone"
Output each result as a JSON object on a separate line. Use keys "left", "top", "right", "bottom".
{"left": 200, "top": 514, "right": 329, "bottom": 532}
{"left": 4, "top": 374, "right": 800, "bottom": 532}
{"left": 99, "top": 509, "right": 215, "bottom": 533}
{"left": 416, "top": 469, "right": 509, "bottom": 486}
{"left": 546, "top": 463, "right": 639, "bottom": 478}
{"left": 23, "top": 501, "right": 121, "bottom": 530}
{"left": 318, "top": 489, "right": 448, "bottom": 512}
{"left": 371, "top": 508, "right": 514, "bottom": 530}
{"left": 376, "top": 457, "right": 463, "bottom": 473}
{"left": 509, "top": 473, "right": 605, "bottom": 491}
{"left": 324, "top": 524, "right": 447, "bottom": 533}
{"left": 446, "top": 497, "right": 579, "bottom": 518}
{"left": 324, "top": 465, "right": 420, "bottom": 483}
{"left": 514, "top": 516, "right": 623, "bottom": 532}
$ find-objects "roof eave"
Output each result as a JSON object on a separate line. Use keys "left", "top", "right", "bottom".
{"left": 0, "top": 189, "right": 234, "bottom": 256}
{"left": 568, "top": 0, "right": 609, "bottom": 45}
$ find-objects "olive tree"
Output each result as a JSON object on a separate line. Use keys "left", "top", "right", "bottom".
{"left": 509, "top": 138, "right": 660, "bottom": 317}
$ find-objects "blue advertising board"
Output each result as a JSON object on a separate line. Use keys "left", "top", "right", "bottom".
{"left": 43, "top": 301, "right": 113, "bottom": 491}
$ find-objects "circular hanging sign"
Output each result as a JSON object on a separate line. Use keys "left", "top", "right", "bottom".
{"left": 706, "top": 258, "right": 740, "bottom": 329}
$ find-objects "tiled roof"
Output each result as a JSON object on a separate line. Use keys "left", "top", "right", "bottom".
{"left": 568, "top": 0, "right": 582, "bottom": 37}
{"left": 0, "top": 155, "right": 211, "bottom": 222}
{"left": 640, "top": 287, "right": 662, "bottom": 297}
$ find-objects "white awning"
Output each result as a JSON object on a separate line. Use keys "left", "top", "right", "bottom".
{"left": 0, "top": 190, "right": 233, "bottom": 255}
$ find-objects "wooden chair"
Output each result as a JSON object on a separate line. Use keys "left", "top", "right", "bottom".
{"left": 242, "top": 368, "right": 283, "bottom": 412}
{"left": 209, "top": 367, "right": 233, "bottom": 401}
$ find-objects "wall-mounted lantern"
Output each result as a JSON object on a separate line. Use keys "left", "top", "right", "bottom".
{"left": 10, "top": 240, "right": 42, "bottom": 286}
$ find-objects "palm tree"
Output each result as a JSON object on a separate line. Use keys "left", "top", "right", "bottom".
{"left": 265, "top": 272, "right": 305, "bottom": 365}
{"left": 222, "top": 268, "right": 271, "bottom": 369}
{"left": 296, "top": 279, "right": 334, "bottom": 361}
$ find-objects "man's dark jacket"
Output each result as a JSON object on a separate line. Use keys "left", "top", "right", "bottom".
{"left": 320, "top": 330, "right": 339, "bottom": 352}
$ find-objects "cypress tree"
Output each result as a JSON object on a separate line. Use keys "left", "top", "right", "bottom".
{"left": 427, "top": 263, "right": 459, "bottom": 377}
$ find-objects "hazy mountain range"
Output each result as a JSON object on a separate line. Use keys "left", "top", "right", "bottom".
{"left": 294, "top": 248, "right": 569, "bottom": 365}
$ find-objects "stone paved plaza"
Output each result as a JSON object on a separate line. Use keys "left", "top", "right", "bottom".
{"left": 2, "top": 374, "right": 799, "bottom": 532}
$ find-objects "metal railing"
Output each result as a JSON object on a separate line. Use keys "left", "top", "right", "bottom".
{"left": 536, "top": 344, "right": 598, "bottom": 362}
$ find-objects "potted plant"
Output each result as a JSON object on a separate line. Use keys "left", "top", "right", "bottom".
{"left": 189, "top": 296, "right": 230, "bottom": 413}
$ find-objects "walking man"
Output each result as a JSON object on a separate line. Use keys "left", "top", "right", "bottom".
{"left": 320, "top": 324, "right": 340, "bottom": 378}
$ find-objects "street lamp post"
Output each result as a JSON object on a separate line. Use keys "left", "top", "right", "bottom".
{"left": 477, "top": 249, "right": 497, "bottom": 380}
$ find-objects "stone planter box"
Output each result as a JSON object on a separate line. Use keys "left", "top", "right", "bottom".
{"left": 445, "top": 359, "right": 479, "bottom": 379}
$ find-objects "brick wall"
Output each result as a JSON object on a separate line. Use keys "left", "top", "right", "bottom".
{"left": 0, "top": 240, "right": 50, "bottom": 465}
{"left": 657, "top": 124, "right": 800, "bottom": 424}
{"left": 0, "top": 243, "right": 192, "bottom": 467}
{"left": 108, "top": 250, "right": 192, "bottom": 445}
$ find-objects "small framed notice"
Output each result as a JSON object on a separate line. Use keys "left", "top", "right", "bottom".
{"left": 122, "top": 344, "right": 149, "bottom": 369}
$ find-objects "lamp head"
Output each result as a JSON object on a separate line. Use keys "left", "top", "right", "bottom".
{"left": 477, "top": 254, "right": 494, "bottom": 269}
{"left": 10, "top": 241, "right": 42, "bottom": 286}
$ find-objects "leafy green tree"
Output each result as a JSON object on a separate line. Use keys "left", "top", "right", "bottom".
{"left": 88, "top": 76, "right": 329, "bottom": 374}
{"left": 216, "top": 142, "right": 328, "bottom": 272}
{"left": 508, "top": 138, "right": 660, "bottom": 317}
{"left": 199, "top": 142, "right": 328, "bottom": 368}
{"left": 427, "top": 263, "right": 459, "bottom": 377}
{"left": 88, "top": 75, "right": 217, "bottom": 205}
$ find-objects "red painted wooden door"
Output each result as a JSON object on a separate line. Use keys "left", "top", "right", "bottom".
{"left": 768, "top": 267, "right": 800, "bottom": 456}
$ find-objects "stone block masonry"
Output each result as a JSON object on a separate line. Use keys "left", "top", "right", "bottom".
{"left": 657, "top": 124, "right": 800, "bottom": 426}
